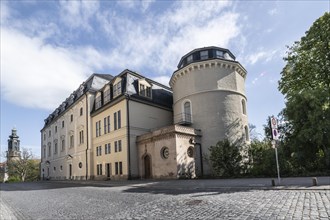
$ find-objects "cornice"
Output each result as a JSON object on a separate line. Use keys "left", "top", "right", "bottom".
{"left": 169, "top": 59, "right": 247, "bottom": 88}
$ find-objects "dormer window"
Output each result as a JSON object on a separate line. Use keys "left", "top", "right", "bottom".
{"left": 138, "top": 79, "right": 152, "bottom": 98}
{"left": 113, "top": 81, "right": 122, "bottom": 97}
{"left": 104, "top": 89, "right": 110, "bottom": 104}
{"left": 95, "top": 95, "right": 102, "bottom": 110}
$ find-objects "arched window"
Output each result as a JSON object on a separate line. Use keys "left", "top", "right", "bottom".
{"left": 184, "top": 101, "right": 192, "bottom": 123}
{"left": 244, "top": 125, "right": 249, "bottom": 141}
{"left": 242, "top": 99, "right": 247, "bottom": 115}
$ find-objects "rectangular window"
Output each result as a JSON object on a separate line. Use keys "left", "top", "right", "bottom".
{"left": 95, "top": 96, "right": 102, "bottom": 109}
{"left": 96, "top": 120, "right": 101, "bottom": 137}
{"left": 115, "top": 162, "right": 122, "bottom": 175}
{"left": 114, "top": 140, "right": 122, "bottom": 152}
{"left": 115, "top": 162, "right": 118, "bottom": 175}
{"left": 107, "top": 116, "right": 110, "bottom": 133}
{"left": 61, "top": 139, "right": 65, "bottom": 151}
{"left": 146, "top": 87, "right": 151, "bottom": 98}
{"left": 79, "top": 130, "right": 84, "bottom": 144}
{"left": 104, "top": 117, "right": 107, "bottom": 134}
{"left": 96, "top": 121, "right": 99, "bottom": 137}
{"left": 49, "top": 130, "right": 51, "bottom": 137}
{"left": 105, "top": 143, "right": 111, "bottom": 155}
{"left": 71, "top": 114, "right": 73, "bottom": 122}
{"left": 100, "top": 164, "right": 102, "bottom": 175}
{"left": 62, "top": 121, "right": 65, "bottom": 128}
{"left": 200, "top": 50, "right": 208, "bottom": 60}
{"left": 119, "top": 162, "right": 122, "bottom": 175}
{"left": 118, "top": 110, "right": 121, "bottom": 129}
{"left": 104, "top": 89, "right": 110, "bottom": 103}
{"left": 139, "top": 84, "right": 145, "bottom": 96}
{"left": 48, "top": 143, "right": 51, "bottom": 156}
{"left": 114, "top": 112, "right": 117, "bottom": 130}
{"left": 54, "top": 142, "right": 58, "bottom": 154}
{"left": 216, "top": 50, "right": 224, "bottom": 58}
{"left": 118, "top": 140, "right": 122, "bottom": 152}
{"left": 43, "top": 147, "right": 46, "bottom": 158}
{"left": 113, "top": 82, "right": 122, "bottom": 97}
{"left": 80, "top": 107, "right": 83, "bottom": 116}
{"left": 187, "top": 55, "right": 193, "bottom": 63}
{"left": 70, "top": 135, "right": 74, "bottom": 148}
{"left": 55, "top": 126, "right": 57, "bottom": 133}
{"left": 96, "top": 146, "right": 102, "bottom": 156}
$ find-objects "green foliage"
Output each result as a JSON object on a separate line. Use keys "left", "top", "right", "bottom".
{"left": 209, "top": 139, "right": 243, "bottom": 177}
{"left": 278, "top": 12, "right": 330, "bottom": 172}
{"left": 7, "top": 176, "right": 21, "bottom": 183}
{"left": 248, "top": 140, "right": 275, "bottom": 176}
{"left": 7, "top": 148, "right": 40, "bottom": 182}
{"left": 279, "top": 12, "right": 330, "bottom": 97}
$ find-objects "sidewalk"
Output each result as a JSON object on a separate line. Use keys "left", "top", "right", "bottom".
{"left": 48, "top": 176, "right": 330, "bottom": 190}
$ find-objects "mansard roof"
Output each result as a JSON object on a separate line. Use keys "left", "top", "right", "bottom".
{"left": 42, "top": 73, "right": 113, "bottom": 129}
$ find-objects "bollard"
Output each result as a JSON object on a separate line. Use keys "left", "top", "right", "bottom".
{"left": 312, "top": 177, "right": 318, "bottom": 186}
{"left": 271, "top": 179, "right": 275, "bottom": 186}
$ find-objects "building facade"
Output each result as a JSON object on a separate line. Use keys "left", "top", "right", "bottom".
{"left": 40, "top": 74, "right": 113, "bottom": 180}
{"left": 40, "top": 46, "right": 249, "bottom": 180}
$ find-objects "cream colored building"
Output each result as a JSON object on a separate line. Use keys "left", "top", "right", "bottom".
{"left": 40, "top": 46, "right": 249, "bottom": 180}
{"left": 40, "top": 74, "right": 113, "bottom": 180}
{"left": 91, "top": 70, "right": 173, "bottom": 180}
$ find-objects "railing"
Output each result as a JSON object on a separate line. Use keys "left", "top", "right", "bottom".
{"left": 174, "top": 113, "right": 192, "bottom": 125}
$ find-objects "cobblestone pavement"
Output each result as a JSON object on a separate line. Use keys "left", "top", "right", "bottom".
{"left": 0, "top": 181, "right": 329, "bottom": 220}
{"left": 111, "top": 190, "right": 330, "bottom": 219}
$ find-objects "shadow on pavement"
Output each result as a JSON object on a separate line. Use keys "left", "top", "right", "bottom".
{"left": 1, "top": 177, "right": 329, "bottom": 194}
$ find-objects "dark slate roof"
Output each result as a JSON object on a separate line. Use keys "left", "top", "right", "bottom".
{"left": 42, "top": 73, "right": 113, "bottom": 129}
{"left": 177, "top": 46, "right": 236, "bottom": 69}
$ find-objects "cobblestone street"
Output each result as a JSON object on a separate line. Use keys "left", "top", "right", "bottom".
{"left": 1, "top": 179, "right": 329, "bottom": 219}
{"left": 111, "top": 190, "right": 330, "bottom": 219}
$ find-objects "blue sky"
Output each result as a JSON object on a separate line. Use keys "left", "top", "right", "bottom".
{"left": 1, "top": 0, "right": 329, "bottom": 161}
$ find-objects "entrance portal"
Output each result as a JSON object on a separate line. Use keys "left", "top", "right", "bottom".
{"left": 144, "top": 155, "right": 151, "bottom": 179}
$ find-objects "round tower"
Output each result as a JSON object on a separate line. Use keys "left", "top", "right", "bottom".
{"left": 169, "top": 46, "right": 249, "bottom": 175}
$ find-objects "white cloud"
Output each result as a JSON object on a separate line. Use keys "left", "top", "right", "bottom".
{"left": 97, "top": 0, "right": 239, "bottom": 75}
{"left": 246, "top": 49, "right": 279, "bottom": 65}
{"left": 0, "top": 28, "right": 91, "bottom": 110}
{"left": 152, "top": 76, "right": 171, "bottom": 87}
{"left": 59, "top": 0, "right": 100, "bottom": 31}
{"left": 1, "top": 0, "right": 241, "bottom": 110}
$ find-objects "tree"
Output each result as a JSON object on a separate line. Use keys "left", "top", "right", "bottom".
{"left": 278, "top": 12, "right": 330, "bottom": 171}
{"left": 209, "top": 139, "right": 243, "bottom": 177}
{"left": 7, "top": 148, "right": 40, "bottom": 182}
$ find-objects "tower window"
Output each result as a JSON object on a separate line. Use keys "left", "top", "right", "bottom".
{"left": 200, "top": 50, "right": 208, "bottom": 60}
{"left": 245, "top": 125, "right": 249, "bottom": 141}
{"left": 187, "top": 55, "right": 193, "bottom": 63}
{"left": 184, "top": 101, "right": 192, "bottom": 123}
{"left": 242, "top": 99, "right": 247, "bottom": 115}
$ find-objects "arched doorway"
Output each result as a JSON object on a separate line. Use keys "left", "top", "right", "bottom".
{"left": 144, "top": 155, "right": 151, "bottom": 179}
